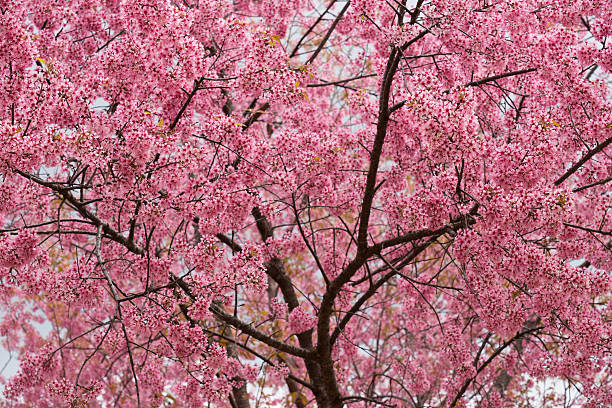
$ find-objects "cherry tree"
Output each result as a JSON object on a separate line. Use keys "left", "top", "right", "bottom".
{"left": 1, "top": 0, "right": 611, "bottom": 407}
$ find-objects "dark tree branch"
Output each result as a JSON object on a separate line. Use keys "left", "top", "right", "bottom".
{"left": 306, "top": 0, "right": 351, "bottom": 65}
{"left": 306, "top": 73, "right": 377, "bottom": 88}
{"left": 465, "top": 68, "right": 537, "bottom": 87}
{"left": 209, "top": 304, "right": 314, "bottom": 359}
{"left": 14, "top": 168, "right": 145, "bottom": 255}
{"left": 410, "top": 0, "right": 425, "bottom": 24}
{"left": 330, "top": 238, "right": 435, "bottom": 346}
{"left": 563, "top": 223, "right": 612, "bottom": 236}
{"left": 316, "top": 22, "right": 431, "bottom": 407}
{"left": 171, "top": 273, "right": 313, "bottom": 359}
{"left": 573, "top": 175, "right": 612, "bottom": 192}
{"left": 241, "top": 102, "right": 270, "bottom": 130}
{"left": 555, "top": 136, "right": 612, "bottom": 186}
{"left": 169, "top": 77, "right": 203, "bottom": 130}
{"left": 449, "top": 326, "right": 543, "bottom": 407}
{"left": 290, "top": 0, "right": 338, "bottom": 58}
{"left": 216, "top": 233, "right": 243, "bottom": 253}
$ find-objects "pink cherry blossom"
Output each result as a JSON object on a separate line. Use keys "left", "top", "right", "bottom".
{"left": 0, "top": 0, "right": 611, "bottom": 407}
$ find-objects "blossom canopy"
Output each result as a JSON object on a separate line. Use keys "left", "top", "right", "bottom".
{"left": 0, "top": 0, "right": 611, "bottom": 407}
